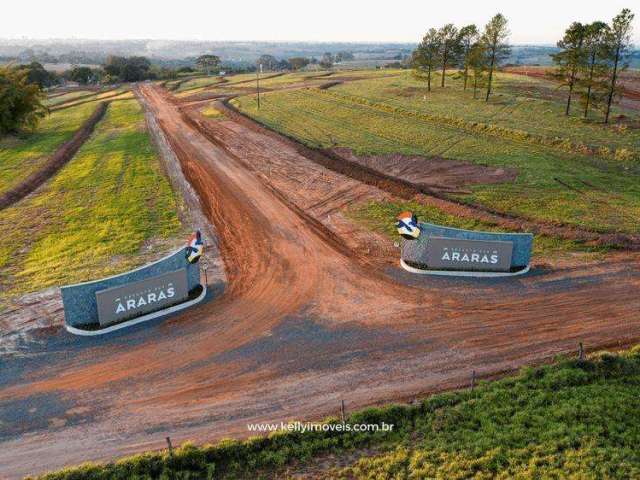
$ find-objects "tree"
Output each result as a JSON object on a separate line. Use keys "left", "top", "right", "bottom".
{"left": 603, "top": 8, "right": 635, "bottom": 124}
{"left": 335, "top": 51, "right": 355, "bottom": 63}
{"left": 437, "top": 24, "right": 460, "bottom": 87}
{"left": 468, "top": 42, "right": 487, "bottom": 99}
{"left": 319, "top": 52, "right": 334, "bottom": 69}
{"left": 0, "top": 66, "right": 47, "bottom": 134}
{"left": 17, "top": 62, "right": 58, "bottom": 88}
{"left": 257, "top": 54, "right": 278, "bottom": 71}
{"left": 458, "top": 24, "right": 479, "bottom": 90}
{"left": 579, "top": 21, "right": 608, "bottom": 119}
{"left": 68, "top": 66, "right": 94, "bottom": 85}
{"left": 481, "top": 13, "right": 511, "bottom": 102}
{"left": 196, "top": 54, "right": 221, "bottom": 76}
{"left": 289, "top": 57, "right": 310, "bottom": 71}
{"left": 412, "top": 28, "right": 441, "bottom": 92}
{"left": 104, "top": 55, "right": 127, "bottom": 77}
{"left": 552, "top": 22, "right": 587, "bottom": 116}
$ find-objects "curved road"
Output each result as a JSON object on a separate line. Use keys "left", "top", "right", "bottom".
{"left": 1, "top": 84, "right": 639, "bottom": 479}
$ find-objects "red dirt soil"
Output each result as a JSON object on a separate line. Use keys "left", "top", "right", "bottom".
{"left": 1, "top": 84, "right": 640, "bottom": 479}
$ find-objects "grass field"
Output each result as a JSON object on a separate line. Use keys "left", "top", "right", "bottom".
{"left": 30, "top": 345, "right": 640, "bottom": 479}
{"left": 232, "top": 72, "right": 640, "bottom": 235}
{"left": 174, "top": 75, "right": 225, "bottom": 93}
{"left": 0, "top": 99, "right": 184, "bottom": 301}
{"left": 0, "top": 102, "right": 98, "bottom": 195}
{"left": 43, "top": 90, "right": 96, "bottom": 107}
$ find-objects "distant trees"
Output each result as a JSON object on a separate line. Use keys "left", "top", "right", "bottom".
{"left": 68, "top": 66, "right": 95, "bottom": 85}
{"left": 412, "top": 14, "right": 509, "bottom": 100}
{"left": 552, "top": 8, "right": 635, "bottom": 123}
{"left": 289, "top": 57, "right": 310, "bottom": 71}
{"left": 481, "top": 13, "right": 511, "bottom": 101}
{"left": 0, "top": 65, "right": 47, "bottom": 134}
{"left": 195, "top": 54, "right": 221, "bottom": 76}
{"left": 335, "top": 51, "right": 355, "bottom": 63}
{"left": 257, "top": 54, "right": 278, "bottom": 71}
{"left": 319, "top": 52, "right": 334, "bottom": 69}
{"left": 104, "top": 55, "right": 152, "bottom": 82}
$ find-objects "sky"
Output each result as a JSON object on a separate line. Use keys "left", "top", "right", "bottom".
{"left": 4, "top": 0, "right": 639, "bottom": 44}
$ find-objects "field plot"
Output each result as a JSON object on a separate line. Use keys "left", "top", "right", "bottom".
{"left": 0, "top": 103, "right": 98, "bottom": 196}
{"left": 173, "top": 75, "right": 225, "bottom": 93}
{"left": 0, "top": 99, "right": 184, "bottom": 301}
{"left": 335, "top": 72, "right": 639, "bottom": 153}
{"left": 43, "top": 89, "right": 96, "bottom": 107}
{"left": 232, "top": 72, "right": 640, "bottom": 236}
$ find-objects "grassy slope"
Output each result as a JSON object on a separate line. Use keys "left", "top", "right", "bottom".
{"left": 0, "top": 102, "right": 98, "bottom": 195}
{"left": 31, "top": 346, "right": 640, "bottom": 479}
{"left": 0, "top": 99, "right": 184, "bottom": 300}
{"left": 232, "top": 73, "right": 640, "bottom": 235}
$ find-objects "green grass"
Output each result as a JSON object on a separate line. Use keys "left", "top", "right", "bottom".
{"left": 232, "top": 74, "right": 640, "bottom": 235}
{"left": 30, "top": 345, "right": 640, "bottom": 479}
{"left": 43, "top": 90, "right": 96, "bottom": 107}
{"left": 175, "top": 75, "right": 225, "bottom": 93}
{"left": 0, "top": 102, "right": 98, "bottom": 195}
{"left": 348, "top": 199, "right": 609, "bottom": 258}
{"left": 335, "top": 71, "right": 640, "bottom": 154}
{"left": 0, "top": 99, "right": 184, "bottom": 300}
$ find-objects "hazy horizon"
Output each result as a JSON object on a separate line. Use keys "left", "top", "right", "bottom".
{"left": 4, "top": 0, "right": 638, "bottom": 44}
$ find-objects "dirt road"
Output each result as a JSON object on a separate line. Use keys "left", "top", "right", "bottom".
{"left": 1, "top": 84, "right": 639, "bottom": 479}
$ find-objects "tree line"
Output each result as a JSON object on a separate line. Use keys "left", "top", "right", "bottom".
{"left": 552, "top": 8, "right": 634, "bottom": 123}
{"left": 411, "top": 13, "right": 510, "bottom": 101}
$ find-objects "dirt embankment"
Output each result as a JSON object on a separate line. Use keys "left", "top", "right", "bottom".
{"left": 0, "top": 101, "right": 108, "bottom": 211}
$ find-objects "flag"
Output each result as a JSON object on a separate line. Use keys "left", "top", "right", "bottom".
{"left": 186, "top": 231, "right": 204, "bottom": 264}
{"left": 396, "top": 211, "right": 421, "bottom": 240}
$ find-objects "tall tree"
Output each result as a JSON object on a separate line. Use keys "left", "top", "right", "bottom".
{"left": 196, "top": 54, "right": 221, "bottom": 76}
{"left": 437, "top": 24, "right": 460, "bottom": 87}
{"left": 580, "top": 21, "right": 608, "bottom": 119}
{"left": 481, "top": 13, "right": 511, "bottom": 102}
{"left": 458, "top": 24, "right": 479, "bottom": 90}
{"left": 412, "top": 28, "right": 441, "bottom": 92}
{"left": 552, "top": 22, "right": 587, "bottom": 116}
{"left": 603, "top": 8, "right": 635, "bottom": 124}
{"left": 468, "top": 42, "right": 487, "bottom": 99}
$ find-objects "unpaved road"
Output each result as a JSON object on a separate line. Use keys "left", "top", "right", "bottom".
{"left": 1, "top": 84, "right": 640, "bottom": 479}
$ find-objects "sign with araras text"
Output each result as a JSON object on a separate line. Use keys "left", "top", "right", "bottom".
{"left": 95, "top": 269, "right": 189, "bottom": 326}
{"left": 425, "top": 237, "right": 513, "bottom": 272}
